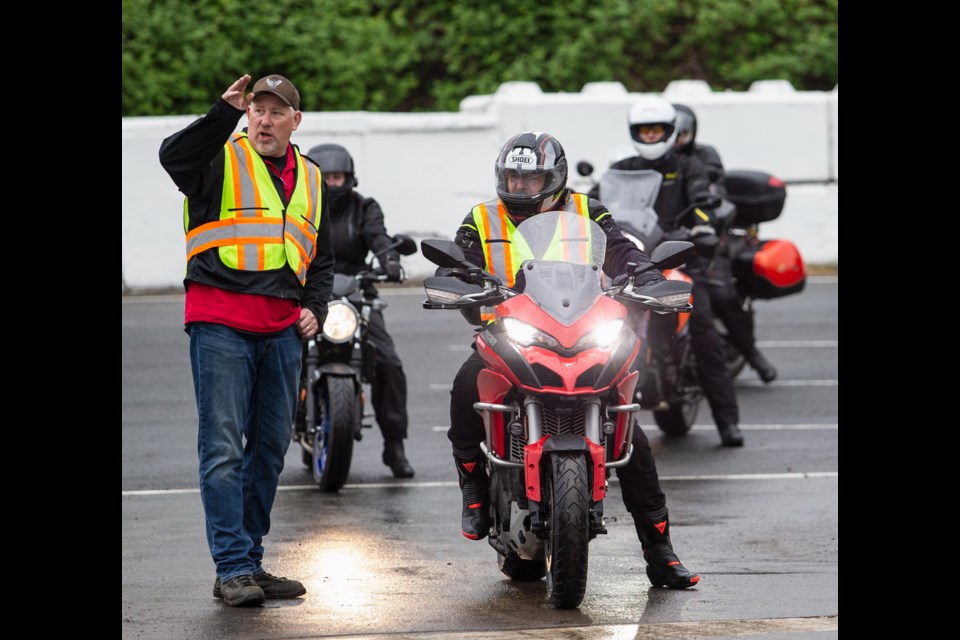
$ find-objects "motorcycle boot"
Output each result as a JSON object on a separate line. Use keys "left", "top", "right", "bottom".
{"left": 634, "top": 508, "right": 701, "bottom": 589}
{"left": 454, "top": 454, "right": 490, "bottom": 540}
{"left": 383, "top": 438, "right": 415, "bottom": 478}
{"left": 746, "top": 347, "right": 777, "bottom": 383}
{"left": 717, "top": 422, "right": 744, "bottom": 447}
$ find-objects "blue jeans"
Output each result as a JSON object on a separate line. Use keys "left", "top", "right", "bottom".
{"left": 189, "top": 322, "right": 302, "bottom": 581}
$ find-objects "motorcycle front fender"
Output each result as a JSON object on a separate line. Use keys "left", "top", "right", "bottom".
{"left": 524, "top": 435, "right": 607, "bottom": 503}
{"left": 316, "top": 362, "right": 360, "bottom": 380}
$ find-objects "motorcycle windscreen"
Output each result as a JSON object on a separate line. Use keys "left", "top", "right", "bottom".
{"left": 599, "top": 169, "right": 663, "bottom": 237}
{"left": 513, "top": 211, "right": 607, "bottom": 325}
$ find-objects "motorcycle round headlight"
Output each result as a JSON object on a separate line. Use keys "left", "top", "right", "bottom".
{"left": 321, "top": 301, "right": 359, "bottom": 343}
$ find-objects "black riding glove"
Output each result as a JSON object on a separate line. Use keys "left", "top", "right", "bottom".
{"left": 384, "top": 259, "right": 402, "bottom": 282}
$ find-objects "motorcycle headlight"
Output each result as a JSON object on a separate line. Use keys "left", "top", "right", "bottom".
{"left": 502, "top": 317, "right": 561, "bottom": 349}
{"left": 322, "top": 301, "right": 359, "bottom": 343}
{"left": 573, "top": 319, "right": 624, "bottom": 350}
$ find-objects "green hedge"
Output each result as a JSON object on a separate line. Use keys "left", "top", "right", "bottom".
{"left": 122, "top": 0, "right": 838, "bottom": 116}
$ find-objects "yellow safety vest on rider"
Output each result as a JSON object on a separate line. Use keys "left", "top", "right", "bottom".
{"left": 184, "top": 133, "right": 323, "bottom": 286}
{"left": 471, "top": 193, "right": 594, "bottom": 322}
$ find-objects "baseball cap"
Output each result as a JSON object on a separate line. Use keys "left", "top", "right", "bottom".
{"left": 251, "top": 74, "right": 301, "bottom": 111}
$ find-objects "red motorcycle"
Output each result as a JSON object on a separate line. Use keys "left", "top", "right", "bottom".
{"left": 421, "top": 211, "right": 693, "bottom": 608}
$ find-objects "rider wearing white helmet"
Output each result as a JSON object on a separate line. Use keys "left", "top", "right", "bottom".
{"left": 671, "top": 103, "right": 778, "bottom": 383}
{"left": 594, "top": 96, "right": 746, "bottom": 447}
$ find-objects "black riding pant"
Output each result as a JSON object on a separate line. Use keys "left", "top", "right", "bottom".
{"left": 367, "top": 308, "right": 409, "bottom": 441}
{"left": 702, "top": 254, "right": 757, "bottom": 357}
{"left": 686, "top": 274, "right": 740, "bottom": 427}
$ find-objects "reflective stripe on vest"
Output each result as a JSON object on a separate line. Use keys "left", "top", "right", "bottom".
{"left": 184, "top": 134, "right": 322, "bottom": 285}
{"left": 473, "top": 193, "right": 593, "bottom": 321}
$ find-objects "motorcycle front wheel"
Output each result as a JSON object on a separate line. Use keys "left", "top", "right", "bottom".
{"left": 311, "top": 376, "right": 357, "bottom": 492}
{"left": 653, "top": 391, "right": 702, "bottom": 437}
{"left": 544, "top": 454, "right": 590, "bottom": 609}
{"left": 654, "top": 348, "right": 703, "bottom": 437}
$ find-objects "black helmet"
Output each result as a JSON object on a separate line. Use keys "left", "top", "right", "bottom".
{"left": 672, "top": 103, "right": 698, "bottom": 152}
{"left": 495, "top": 132, "right": 568, "bottom": 221}
{"left": 307, "top": 143, "right": 357, "bottom": 211}
{"left": 307, "top": 143, "right": 358, "bottom": 187}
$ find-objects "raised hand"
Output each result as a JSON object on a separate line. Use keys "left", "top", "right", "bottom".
{"left": 222, "top": 74, "right": 252, "bottom": 111}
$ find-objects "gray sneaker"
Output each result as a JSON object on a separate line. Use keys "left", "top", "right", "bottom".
{"left": 253, "top": 572, "right": 306, "bottom": 598}
{"left": 214, "top": 572, "right": 306, "bottom": 600}
{"left": 217, "top": 574, "right": 265, "bottom": 607}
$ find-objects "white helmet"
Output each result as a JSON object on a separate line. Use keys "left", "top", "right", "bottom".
{"left": 627, "top": 97, "right": 678, "bottom": 161}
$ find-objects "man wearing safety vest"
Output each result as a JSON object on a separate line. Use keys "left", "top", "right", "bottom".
{"left": 159, "top": 74, "right": 335, "bottom": 607}
{"left": 444, "top": 132, "right": 700, "bottom": 589}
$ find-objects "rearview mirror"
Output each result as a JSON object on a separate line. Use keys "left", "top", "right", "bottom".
{"left": 421, "top": 238, "right": 474, "bottom": 269}
{"left": 649, "top": 241, "right": 695, "bottom": 269}
{"left": 393, "top": 234, "right": 418, "bottom": 256}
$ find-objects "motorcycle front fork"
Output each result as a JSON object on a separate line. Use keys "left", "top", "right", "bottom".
{"left": 293, "top": 341, "right": 321, "bottom": 446}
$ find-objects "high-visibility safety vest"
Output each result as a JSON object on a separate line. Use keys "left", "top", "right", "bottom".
{"left": 470, "top": 193, "right": 595, "bottom": 321}
{"left": 184, "top": 133, "right": 323, "bottom": 286}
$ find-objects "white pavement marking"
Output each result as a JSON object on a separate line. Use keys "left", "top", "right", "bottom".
{"left": 691, "top": 423, "right": 838, "bottom": 431}
{"left": 122, "top": 471, "right": 837, "bottom": 497}
{"left": 759, "top": 339, "right": 838, "bottom": 347}
{"left": 737, "top": 379, "right": 837, "bottom": 387}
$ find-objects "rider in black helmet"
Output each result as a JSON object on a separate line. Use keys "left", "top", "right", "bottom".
{"left": 672, "top": 104, "right": 778, "bottom": 384}
{"left": 306, "top": 143, "right": 415, "bottom": 478}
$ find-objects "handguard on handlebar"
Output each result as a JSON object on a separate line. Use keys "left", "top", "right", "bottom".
{"left": 607, "top": 240, "right": 695, "bottom": 312}
{"left": 610, "top": 278, "right": 693, "bottom": 313}
{"left": 422, "top": 275, "right": 508, "bottom": 310}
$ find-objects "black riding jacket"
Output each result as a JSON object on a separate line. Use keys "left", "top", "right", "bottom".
{"left": 327, "top": 190, "right": 399, "bottom": 275}
{"left": 597, "top": 152, "right": 712, "bottom": 231}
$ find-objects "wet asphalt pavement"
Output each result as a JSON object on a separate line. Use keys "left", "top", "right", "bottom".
{"left": 122, "top": 279, "right": 838, "bottom": 639}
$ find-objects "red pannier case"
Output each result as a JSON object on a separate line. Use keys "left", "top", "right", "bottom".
{"left": 734, "top": 239, "right": 806, "bottom": 299}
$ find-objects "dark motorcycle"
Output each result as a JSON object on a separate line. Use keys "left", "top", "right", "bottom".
{"left": 293, "top": 235, "right": 417, "bottom": 491}
{"left": 422, "top": 210, "right": 693, "bottom": 608}
{"left": 580, "top": 161, "right": 805, "bottom": 435}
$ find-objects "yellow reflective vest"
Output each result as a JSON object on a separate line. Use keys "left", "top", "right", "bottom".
{"left": 184, "top": 133, "right": 323, "bottom": 286}
{"left": 470, "top": 193, "right": 594, "bottom": 321}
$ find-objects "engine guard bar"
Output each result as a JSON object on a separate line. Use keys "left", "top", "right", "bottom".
{"left": 473, "top": 401, "right": 641, "bottom": 470}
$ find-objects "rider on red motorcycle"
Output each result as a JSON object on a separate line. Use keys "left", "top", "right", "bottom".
{"left": 597, "top": 97, "right": 746, "bottom": 447}
{"left": 672, "top": 103, "right": 778, "bottom": 383}
{"left": 442, "top": 131, "right": 700, "bottom": 589}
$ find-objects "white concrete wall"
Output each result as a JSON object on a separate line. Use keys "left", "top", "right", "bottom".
{"left": 122, "top": 81, "right": 837, "bottom": 290}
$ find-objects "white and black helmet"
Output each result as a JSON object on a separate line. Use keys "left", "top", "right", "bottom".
{"left": 627, "top": 97, "right": 678, "bottom": 161}
{"left": 495, "top": 132, "right": 568, "bottom": 221}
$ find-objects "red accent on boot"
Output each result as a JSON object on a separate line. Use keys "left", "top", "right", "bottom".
{"left": 654, "top": 520, "right": 667, "bottom": 535}
{"left": 462, "top": 461, "right": 476, "bottom": 473}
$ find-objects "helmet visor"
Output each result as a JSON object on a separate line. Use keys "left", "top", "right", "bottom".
{"left": 629, "top": 122, "right": 675, "bottom": 145}
{"left": 497, "top": 154, "right": 566, "bottom": 202}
